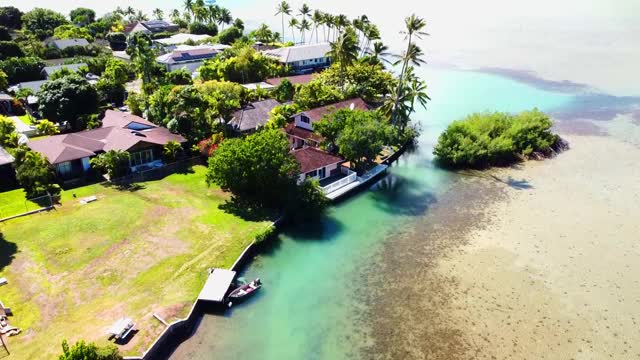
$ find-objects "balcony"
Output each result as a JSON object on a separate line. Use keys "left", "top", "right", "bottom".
{"left": 320, "top": 167, "right": 358, "bottom": 197}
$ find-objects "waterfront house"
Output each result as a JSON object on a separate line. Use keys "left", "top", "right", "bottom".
{"left": 228, "top": 99, "right": 281, "bottom": 134}
{"left": 28, "top": 110, "right": 186, "bottom": 180}
{"left": 156, "top": 44, "right": 227, "bottom": 73}
{"left": 262, "top": 43, "right": 331, "bottom": 74}
{"left": 50, "top": 38, "right": 89, "bottom": 50}
{"left": 292, "top": 146, "right": 358, "bottom": 195}
{"left": 125, "top": 20, "right": 179, "bottom": 35}
{"left": 285, "top": 98, "right": 369, "bottom": 149}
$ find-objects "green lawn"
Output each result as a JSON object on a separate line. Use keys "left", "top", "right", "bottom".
{"left": 0, "top": 166, "right": 275, "bottom": 359}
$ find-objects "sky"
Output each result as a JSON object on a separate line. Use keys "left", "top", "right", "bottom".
{"left": 4, "top": 0, "right": 640, "bottom": 95}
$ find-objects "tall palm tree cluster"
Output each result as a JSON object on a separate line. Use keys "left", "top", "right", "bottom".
{"left": 177, "top": 0, "right": 234, "bottom": 30}
{"left": 274, "top": 1, "right": 380, "bottom": 51}
{"left": 114, "top": 6, "right": 149, "bottom": 23}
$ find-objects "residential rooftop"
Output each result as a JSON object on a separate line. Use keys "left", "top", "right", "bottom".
{"left": 156, "top": 45, "right": 227, "bottom": 64}
{"left": 263, "top": 43, "right": 331, "bottom": 63}
{"left": 28, "top": 110, "right": 185, "bottom": 165}
{"left": 229, "top": 99, "right": 281, "bottom": 132}
{"left": 42, "top": 63, "right": 87, "bottom": 77}
{"left": 297, "top": 98, "right": 369, "bottom": 123}
{"left": 292, "top": 147, "right": 343, "bottom": 174}
{"left": 266, "top": 74, "right": 317, "bottom": 86}
{"left": 51, "top": 38, "right": 89, "bottom": 50}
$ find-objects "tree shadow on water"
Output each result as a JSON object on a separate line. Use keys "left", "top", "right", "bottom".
{"left": 284, "top": 216, "right": 345, "bottom": 242}
{"left": 0, "top": 233, "right": 18, "bottom": 272}
{"left": 490, "top": 175, "right": 533, "bottom": 190}
{"left": 370, "top": 174, "right": 438, "bottom": 217}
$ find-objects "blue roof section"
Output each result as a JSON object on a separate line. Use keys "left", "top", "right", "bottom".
{"left": 172, "top": 52, "right": 218, "bottom": 61}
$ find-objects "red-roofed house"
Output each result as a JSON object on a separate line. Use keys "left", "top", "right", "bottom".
{"left": 291, "top": 147, "right": 358, "bottom": 195}
{"left": 286, "top": 98, "right": 369, "bottom": 149}
{"left": 28, "top": 110, "right": 186, "bottom": 180}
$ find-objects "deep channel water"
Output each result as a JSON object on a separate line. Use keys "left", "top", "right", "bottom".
{"left": 169, "top": 67, "right": 592, "bottom": 359}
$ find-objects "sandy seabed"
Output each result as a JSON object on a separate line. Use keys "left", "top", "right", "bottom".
{"left": 358, "top": 129, "right": 640, "bottom": 359}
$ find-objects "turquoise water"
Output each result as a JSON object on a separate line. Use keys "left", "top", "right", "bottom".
{"left": 168, "top": 66, "right": 577, "bottom": 359}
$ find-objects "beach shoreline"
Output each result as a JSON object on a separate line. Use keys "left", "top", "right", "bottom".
{"left": 357, "top": 128, "right": 640, "bottom": 359}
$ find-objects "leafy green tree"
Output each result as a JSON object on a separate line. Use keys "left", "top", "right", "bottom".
{"left": 14, "top": 148, "right": 60, "bottom": 197}
{"left": 53, "top": 24, "right": 94, "bottom": 41}
{"left": 188, "top": 22, "right": 217, "bottom": 36}
{"left": 250, "top": 23, "right": 278, "bottom": 43}
{"left": 38, "top": 75, "right": 99, "bottom": 131}
{"left": 21, "top": 8, "right": 69, "bottom": 40}
{"left": 293, "top": 79, "right": 342, "bottom": 109}
{"left": 165, "top": 68, "right": 192, "bottom": 85}
{"left": 0, "top": 69, "right": 8, "bottom": 91}
{"left": 90, "top": 150, "right": 131, "bottom": 179}
{"left": 59, "top": 339, "right": 122, "bottom": 360}
{"left": 163, "top": 140, "right": 182, "bottom": 162}
{"left": 0, "top": 41, "right": 24, "bottom": 60}
{"left": 0, "top": 116, "right": 18, "bottom": 148}
{"left": 47, "top": 67, "right": 76, "bottom": 80}
{"left": 106, "top": 32, "right": 127, "bottom": 50}
{"left": 317, "top": 61, "right": 396, "bottom": 101}
{"left": 199, "top": 46, "right": 284, "bottom": 84}
{"left": 0, "top": 56, "right": 44, "bottom": 83}
{"left": 69, "top": 8, "right": 96, "bottom": 25}
{"left": 215, "top": 26, "right": 243, "bottom": 45}
{"left": 0, "top": 26, "right": 10, "bottom": 41}
{"left": 266, "top": 103, "right": 299, "bottom": 129}
{"left": 126, "top": 92, "right": 146, "bottom": 116}
{"left": 272, "top": 78, "right": 295, "bottom": 102}
{"left": 102, "top": 58, "right": 130, "bottom": 85}
{"left": 334, "top": 110, "right": 391, "bottom": 172}
{"left": 0, "top": 7, "right": 22, "bottom": 29}
{"left": 96, "top": 78, "right": 126, "bottom": 105}
{"left": 35, "top": 119, "right": 59, "bottom": 136}
{"left": 433, "top": 109, "right": 559, "bottom": 168}
{"left": 206, "top": 129, "right": 299, "bottom": 207}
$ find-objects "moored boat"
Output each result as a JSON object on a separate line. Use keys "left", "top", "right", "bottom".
{"left": 228, "top": 278, "right": 262, "bottom": 301}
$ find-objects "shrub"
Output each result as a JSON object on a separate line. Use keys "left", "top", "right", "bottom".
{"left": 433, "top": 109, "right": 559, "bottom": 168}
{"left": 0, "top": 56, "right": 44, "bottom": 83}
{"left": 0, "top": 41, "right": 24, "bottom": 60}
{"left": 13, "top": 147, "right": 61, "bottom": 197}
{"left": 90, "top": 150, "right": 131, "bottom": 179}
{"left": 0, "top": 69, "right": 7, "bottom": 91}
{"left": 21, "top": 8, "right": 68, "bottom": 40}
{"left": 0, "top": 7, "right": 23, "bottom": 29}
{"left": 188, "top": 22, "right": 218, "bottom": 36}
{"left": 215, "top": 26, "right": 243, "bottom": 45}
{"left": 59, "top": 339, "right": 122, "bottom": 360}
{"left": 36, "top": 119, "right": 60, "bottom": 135}
{"left": 165, "top": 68, "right": 192, "bottom": 85}
{"left": 272, "top": 78, "right": 295, "bottom": 102}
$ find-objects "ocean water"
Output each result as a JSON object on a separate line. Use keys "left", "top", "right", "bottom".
{"left": 167, "top": 66, "right": 581, "bottom": 359}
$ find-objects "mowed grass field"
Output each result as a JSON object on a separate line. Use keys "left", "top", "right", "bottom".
{"left": 0, "top": 166, "right": 275, "bottom": 358}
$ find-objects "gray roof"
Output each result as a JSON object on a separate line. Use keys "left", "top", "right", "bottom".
{"left": 141, "top": 20, "right": 179, "bottom": 31}
{"left": 42, "top": 63, "right": 87, "bottom": 77}
{"left": 16, "top": 80, "right": 47, "bottom": 93}
{"left": 263, "top": 43, "right": 331, "bottom": 63}
{"left": 51, "top": 38, "right": 89, "bottom": 50}
{"left": 229, "top": 99, "right": 281, "bottom": 132}
{"left": 0, "top": 146, "right": 14, "bottom": 166}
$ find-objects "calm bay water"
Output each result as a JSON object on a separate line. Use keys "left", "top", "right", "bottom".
{"left": 168, "top": 66, "right": 577, "bottom": 359}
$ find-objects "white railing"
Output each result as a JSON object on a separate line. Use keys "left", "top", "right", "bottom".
{"left": 321, "top": 169, "right": 357, "bottom": 195}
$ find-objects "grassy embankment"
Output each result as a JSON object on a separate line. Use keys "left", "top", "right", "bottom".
{"left": 0, "top": 165, "right": 274, "bottom": 358}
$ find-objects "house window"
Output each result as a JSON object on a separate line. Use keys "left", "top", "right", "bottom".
{"left": 305, "top": 169, "right": 318, "bottom": 178}
{"left": 57, "top": 161, "right": 72, "bottom": 176}
{"left": 318, "top": 167, "right": 326, "bottom": 179}
{"left": 300, "top": 115, "right": 310, "bottom": 124}
{"left": 130, "top": 149, "right": 154, "bottom": 167}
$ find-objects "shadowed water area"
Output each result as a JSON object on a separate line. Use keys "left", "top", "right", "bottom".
{"left": 168, "top": 65, "right": 640, "bottom": 359}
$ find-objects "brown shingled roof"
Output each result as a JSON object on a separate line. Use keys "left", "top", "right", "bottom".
{"left": 284, "top": 122, "right": 323, "bottom": 143}
{"left": 266, "top": 74, "right": 317, "bottom": 86}
{"left": 28, "top": 112, "right": 186, "bottom": 165}
{"left": 299, "top": 98, "right": 369, "bottom": 123}
{"left": 292, "top": 147, "right": 343, "bottom": 173}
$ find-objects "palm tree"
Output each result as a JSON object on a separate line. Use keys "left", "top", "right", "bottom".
{"left": 323, "top": 13, "right": 334, "bottom": 42}
{"left": 125, "top": 6, "right": 135, "bottom": 16}
{"left": 170, "top": 9, "right": 181, "bottom": 23}
{"left": 194, "top": 6, "right": 208, "bottom": 23}
{"left": 299, "top": 18, "right": 311, "bottom": 44}
{"left": 126, "top": 33, "right": 156, "bottom": 93}
{"left": 275, "top": 1, "right": 292, "bottom": 43}
{"left": 310, "top": 10, "right": 323, "bottom": 44}
{"left": 353, "top": 15, "right": 369, "bottom": 48}
{"left": 361, "top": 23, "right": 380, "bottom": 57}
{"left": 299, "top": 4, "right": 311, "bottom": 19}
{"left": 152, "top": 8, "right": 164, "bottom": 20}
{"left": 219, "top": 8, "right": 232, "bottom": 30}
{"left": 368, "top": 41, "right": 391, "bottom": 64}
{"left": 132, "top": 10, "right": 149, "bottom": 22}
{"left": 407, "top": 76, "right": 430, "bottom": 114}
{"left": 288, "top": 18, "right": 299, "bottom": 44}
{"left": 183, "top": 0, "right": 194, "bottom": 15}
{"left": 327, "top": 27, "right": 360, "bottom": 89}
{"left": 392, "top": 14, "right": 428, "bottom": 125}
{"left": 255, "top": 23, "right": 273, "bottom": 42}
{"left": 207, "top": 5, "right": 219, "bottom": 25}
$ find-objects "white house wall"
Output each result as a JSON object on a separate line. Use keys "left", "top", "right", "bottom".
{"left": 293, "top": 114, "right": 313, "bottom": 131}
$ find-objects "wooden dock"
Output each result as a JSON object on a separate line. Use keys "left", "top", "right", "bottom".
{"left": 198, "top": 269, "right": 236, "bottom": 303}
{"left": 326, "top": 164, "right": 389, "bottom": 201}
